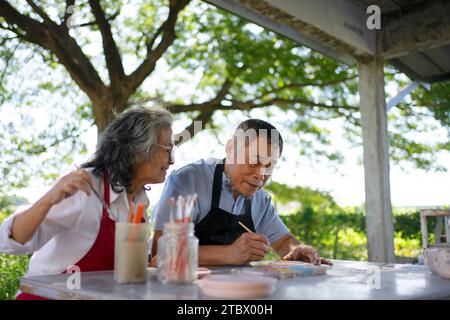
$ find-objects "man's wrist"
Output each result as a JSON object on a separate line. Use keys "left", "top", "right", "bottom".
{"left": 222, "top": 244, "right": 234, "bottom": 264}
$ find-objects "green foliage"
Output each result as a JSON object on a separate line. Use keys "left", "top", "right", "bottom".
{"left": 0, "top": 254, "right": 30, "bottom": 300}
{"left": 0, "top": 195, "right": 28, "bottom": 223}
{"left": 394, "top": 233, "right": 421, "bottom": 258}
{"left": 0, "top": 195, "right": 31, "bottom": 299}
{"left": 278, "top": 204, "right": 367, "bottom": 260}
{"left": 393, "top": 209, "right": 439, "bottom": 246}
{"left": 1, "top": 0, "right": 449, "bottom": 193}
{"left": 166, "top": 2, "right": 357, "bottom": 164}
{"left": 334, "top": 228, "right": 368, "bottom": 260}
{"left": 411, "top": 82, "right": 450, "bottom": 129}
{"left": 266, "top": 181, "right": 340, "bottom": 210}
{"left": 267, "top": 182, "right": 426, "bottom": 261}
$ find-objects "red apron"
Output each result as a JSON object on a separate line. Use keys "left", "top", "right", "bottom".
{"left": 16, "top": 174, "right": 115, "bottom": 300}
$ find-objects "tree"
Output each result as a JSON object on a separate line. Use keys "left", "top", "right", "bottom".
{"left": 0, "top": 0, "right": 191, "bottom": 133}
{"left": 1, "top": 0, "right": 449, "bottom": 190}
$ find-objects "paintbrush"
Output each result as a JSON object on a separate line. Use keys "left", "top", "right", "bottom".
{"left": 238, "top": 221, "right": 283, "bottom": 261}
{"left": 168, "top": 197, "right": 176, "bottom": 224}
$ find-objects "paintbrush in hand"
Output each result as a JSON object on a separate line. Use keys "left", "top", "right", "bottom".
{"left": 238, "top": 221, "right": 283, "bottom": 261}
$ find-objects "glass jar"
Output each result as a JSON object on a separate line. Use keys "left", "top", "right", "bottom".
{"left": 157, "top": 222, "right": 198, "bottom": 284}
{"left": 114, "top": 222, "right": 148, "bottom": 284}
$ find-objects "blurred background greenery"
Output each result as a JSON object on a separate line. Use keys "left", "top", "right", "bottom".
{"left": 0, "top": 195, "right": 30, "bottom": 300}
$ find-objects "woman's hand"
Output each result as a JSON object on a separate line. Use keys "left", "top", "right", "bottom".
{"left": 283, "top": 244, "right": 333, "bottom": 266}
{"left": 45, "top": 169, "right": 93, "bottom": 206}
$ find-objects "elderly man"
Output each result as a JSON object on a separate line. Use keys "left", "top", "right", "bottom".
{"left": 151, "top": 119, "right": 332, "bottom": 266}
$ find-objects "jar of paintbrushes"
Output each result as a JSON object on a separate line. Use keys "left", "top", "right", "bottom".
{"left": 157, "top": 194, "right": 199, "bottom": 284}
{"left": 114, "top": 203, "right": 148, "bottom": 284}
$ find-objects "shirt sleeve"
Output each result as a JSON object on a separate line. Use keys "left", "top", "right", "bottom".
{"left": 255, "top": 193, "right": 290, "bottom": 245}
{"left": 152, "top": 171, "right": 196, "bottom": 231}
{"left": 0, "top": 190, "right": 83, "bottom": 255}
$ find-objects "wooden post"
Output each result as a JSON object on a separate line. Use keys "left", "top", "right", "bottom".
{"left": 358, "top": 57, "right": 396, "bottom": 263}
{"left": 420, "top": 211, "right": 429, "bottom": 250}
{"left": 435, "top": 217, "right": 443, "bottom": 244}
{"left": 445, "top": 217, "right": 450, "bottom": 243}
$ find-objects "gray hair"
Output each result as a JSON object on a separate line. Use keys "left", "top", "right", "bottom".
{"left": 82, "top": 106, "right": 173, "bottom": 193}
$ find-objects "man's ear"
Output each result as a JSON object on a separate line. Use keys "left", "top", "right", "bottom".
{"left": 225, "top": 139, "right": 233, "bottom": 158}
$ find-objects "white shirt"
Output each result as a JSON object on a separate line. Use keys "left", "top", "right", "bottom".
{"left": 0, "top": 168, "right": 149, "bottom": 276}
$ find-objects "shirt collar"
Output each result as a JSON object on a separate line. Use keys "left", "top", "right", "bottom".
{"left": 108, "top": 183, "right": 149, "bottom": 207}
{"left": 222, "top": 172, "right": 233, "bottom": 192}
{"left": 109, "top": 185, "right": 121, "bottom": 204}
{"left": 109, "top": 187, "right": 150, "bottom": 207}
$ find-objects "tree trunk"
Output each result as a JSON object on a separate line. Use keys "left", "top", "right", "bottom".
{"left": 93, "top": 103, "right": 111, "bottom": 139}
{"left": 92, "top": 89, "right": 131, "bottom": 139}
{"left": 333, "top": 228, "right": 340, "bottom": 259}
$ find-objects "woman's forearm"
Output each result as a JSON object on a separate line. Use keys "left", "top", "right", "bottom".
{"left": 10, "top": 194, "right": 54, "bottom": 244}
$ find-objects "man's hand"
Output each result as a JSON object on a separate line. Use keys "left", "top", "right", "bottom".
{"left": 283, "top": 244, "right": 333, "bottom": 266}
{"left": 149, "top": 255, "right": 157, "bottom": 268}
{"left": 225, "top": 232, "right": 270, "bottom": 265}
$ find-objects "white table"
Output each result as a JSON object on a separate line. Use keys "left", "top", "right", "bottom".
{"left": 19, "top": 260, "right": 450, "bottom": 300}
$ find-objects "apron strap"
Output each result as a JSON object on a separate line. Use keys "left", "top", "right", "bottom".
{"left": 103, "top": 172, "right": 110, "bottom": 216}
{"left": 244, "top": 198, "right": 251, "bottom": 217}
{"left": 211, "top": 160, "right": 225, "bottom": 208}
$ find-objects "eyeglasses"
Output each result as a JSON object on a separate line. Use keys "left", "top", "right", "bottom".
{"left": 153, "top": 143, "right": 176, "bottom": 161}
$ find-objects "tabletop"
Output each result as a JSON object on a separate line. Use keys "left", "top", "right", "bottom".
{"left": 19, "top": 260, "right": 450, "bottom": 300}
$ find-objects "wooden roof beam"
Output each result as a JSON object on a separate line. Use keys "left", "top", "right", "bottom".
{"left": 381, "top": 0, "right": 450, "bottom": 59}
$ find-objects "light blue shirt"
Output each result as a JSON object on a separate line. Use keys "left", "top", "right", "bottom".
{"left": 152, "top": 158, "right": 289, "bottom": 244}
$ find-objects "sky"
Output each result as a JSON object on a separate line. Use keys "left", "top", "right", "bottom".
{"left": 2, "top": 1, "right": 450, "bottom": 210}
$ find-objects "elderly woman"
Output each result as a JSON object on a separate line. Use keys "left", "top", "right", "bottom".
{"left": 0, "top": 107, "right": 174, "bottom": 299}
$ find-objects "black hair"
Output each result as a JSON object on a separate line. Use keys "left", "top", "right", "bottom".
{"left": 233, "top": 119, "right": 283, "bottom": 156}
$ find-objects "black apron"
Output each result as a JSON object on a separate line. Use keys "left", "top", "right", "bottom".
{"left": 194, "top": 161, "right": 255, "bottom": 245}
